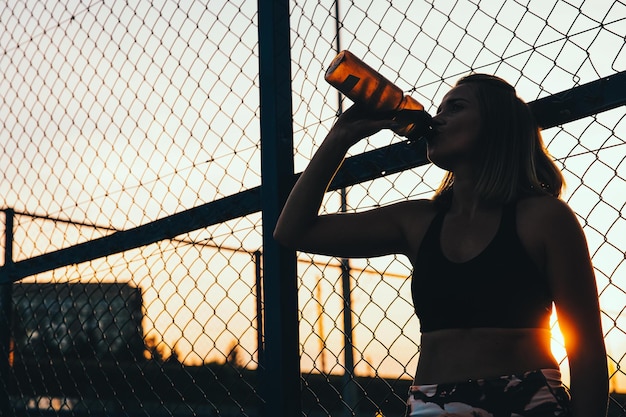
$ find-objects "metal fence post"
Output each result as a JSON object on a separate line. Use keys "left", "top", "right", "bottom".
{"left": 0, "top": 209, "right": 14, "bottom": 416}
{"left": 254, "top": 250, "right": 265, "bottom": 371}
{"left": 258, "top": 0, "right": 301, "bottom": 416}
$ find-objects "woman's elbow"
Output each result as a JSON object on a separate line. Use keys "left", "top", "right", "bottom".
{"left": 273, "top": 218, "right": 317, "bottom": 250}
{"left": 273, "top": 223, "right": 296, "bottom": 248}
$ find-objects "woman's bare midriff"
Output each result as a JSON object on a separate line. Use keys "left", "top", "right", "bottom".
{"left": 413, "top": 327, "right": 560, "bottom": 385}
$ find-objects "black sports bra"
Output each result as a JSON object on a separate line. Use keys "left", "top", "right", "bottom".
{"left": 412, "top": 202, "right": 553, "bottom": 333}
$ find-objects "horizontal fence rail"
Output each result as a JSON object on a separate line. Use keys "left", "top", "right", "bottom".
{"left": 1, "top": 71, "right": 625, "bottom": 284}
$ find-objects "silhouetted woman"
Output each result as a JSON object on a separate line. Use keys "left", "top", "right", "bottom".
{"left": 274, "top": 74, "right": 608, "bottom": 417}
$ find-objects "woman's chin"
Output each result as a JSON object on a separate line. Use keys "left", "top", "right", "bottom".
{"left": 427, "top": 152, "right": 457, "bottom": 172}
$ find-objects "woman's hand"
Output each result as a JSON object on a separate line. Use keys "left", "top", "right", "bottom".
{"left": 328, "top": 104, "right": 398, "bottom": 148}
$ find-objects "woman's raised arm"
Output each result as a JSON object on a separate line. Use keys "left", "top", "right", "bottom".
{"left": 273, "top": 105, "right": 424, "bottom": 259}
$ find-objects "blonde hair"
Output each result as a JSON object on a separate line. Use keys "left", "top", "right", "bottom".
{"left": 433, "top": 74, "right": 564, "bottom": 206}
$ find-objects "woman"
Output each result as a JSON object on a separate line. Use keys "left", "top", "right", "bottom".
{"left": 273, "top": 74, "right": 608, "bottom": 416}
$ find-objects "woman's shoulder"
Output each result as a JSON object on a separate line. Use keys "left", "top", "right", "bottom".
{"left": 515, "top": 195, "right": 584, "bottom": 270}
{"left": 517, "top": 194, "right": 576, "bottom": 218}
{"left": 516, "top": 194, "right": 581, "bottom": 235}
{"left": 397, "top": 198, "right": 439, "bottom": 218}
{"left": 360, "top": 198, "right": 439, "bottom": 234}
{"left": 384, "top": 198, "right": 439, "bottom": 228}
{"left": 391, "top": 199, "right": 440, "bottom": 262}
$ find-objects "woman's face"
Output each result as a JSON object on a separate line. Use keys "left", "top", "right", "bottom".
{"left": 427, "top": 83, "right": 482, "bottom": 171}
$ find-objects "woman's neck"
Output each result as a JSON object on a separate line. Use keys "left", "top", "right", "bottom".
{"left": 448, "top": 175, "right": 498, "bottom": 218}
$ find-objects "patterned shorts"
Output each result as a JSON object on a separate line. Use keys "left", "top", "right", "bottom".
{"left": 407, "top": 369, "right": 571, "bottom": 417}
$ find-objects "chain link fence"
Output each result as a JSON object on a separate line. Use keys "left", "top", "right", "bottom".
{"left": 0, "top": 1, "right": 625, "bottom": 416}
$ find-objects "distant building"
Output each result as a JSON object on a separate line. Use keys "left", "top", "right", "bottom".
{"left": 12, "top": 282, "right": 144, "bottom": 362}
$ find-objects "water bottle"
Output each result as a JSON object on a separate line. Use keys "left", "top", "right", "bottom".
{"left": 325, "top": 50, "right": 431, "bottom": 139}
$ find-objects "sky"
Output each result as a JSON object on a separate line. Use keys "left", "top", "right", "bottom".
{"left": 1, "top": 0, "right": 625, "bottom": 392}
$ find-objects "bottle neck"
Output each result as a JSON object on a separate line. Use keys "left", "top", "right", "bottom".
{"left": 394, "top": 109, "right": 433, "bottom": 139}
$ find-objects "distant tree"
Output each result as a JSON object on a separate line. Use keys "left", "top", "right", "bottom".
{"left": 226, "top": 340, "right": 244, "bottom": 368}
{"left": 166, "top": 342, "right": 182, "bottom": 365}
{"left": 144, "top": 335, "right": 167, "bottom": 363}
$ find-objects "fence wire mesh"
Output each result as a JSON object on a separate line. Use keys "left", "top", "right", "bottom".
{"left": 0, "top": 1, "right": 625, "bottom": 416}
